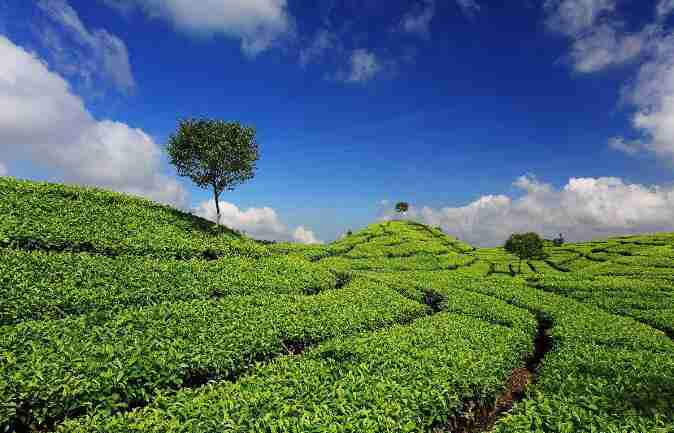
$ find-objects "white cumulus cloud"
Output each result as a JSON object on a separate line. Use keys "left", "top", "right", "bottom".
{"left": 544, "top": 0, "right": 616, "bottom": 36}
{"left": 544, "top": 0, "right": 645, "bottom": 73}
{"left": 338, "top": 49, "right": 383, "bottom": 83}
{"left": 545, "top": 0, "right": 674, "bottom": 162}
{"left": 657, "top": 0, "right": 674, "bottom": 18}
{"left": 102, "top": 0, "right": 292, "bottom": 57}
{"left": 0, "top": 35, "right": 186, "bottom": 206}
{"left": 400, "top": 0, "right": 435, "bottom": 36}
{"left": 613, "top": 32, "right": 674, "bottom": 161}
{"left": 193, "top": 199, "right": 322, "bottom": 244}
{"left": 381, "top": 175, "right": 674, "bottom": 247}
{"left": 293, "top": 226, "right": 322, "bottom": 244}
{"left": 569, "top": 24, "right": 646, "bottom": 73}
{"left": 37, "top": 0, "right": 135, "bottom": 94}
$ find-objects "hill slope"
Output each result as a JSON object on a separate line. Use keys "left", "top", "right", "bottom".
{"left": 1, "top": 178, "right": 673, "bottom": 433}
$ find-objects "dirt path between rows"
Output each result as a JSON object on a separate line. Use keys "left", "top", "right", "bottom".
{"left": 434, "top": 315, "right": 553, "bottom": 433}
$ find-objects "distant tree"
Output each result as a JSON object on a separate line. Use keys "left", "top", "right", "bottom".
{"left": 552, "top": 233, "right": 565, "bottom": 247}
{"left": 346, "top": 230, "right": 353, "bottom": 236}
{"left": 504, "top": 232, "right": 546, "bottom": 274}
{"left": 167, "top": 119, "right": 259, "bottom": 224}
{"left": 395, "top": 202, "right": 409, "bottom": 217}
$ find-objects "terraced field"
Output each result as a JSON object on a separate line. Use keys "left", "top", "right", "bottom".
{"left": 1, "top": 177, "right": 673, "bottom": 433}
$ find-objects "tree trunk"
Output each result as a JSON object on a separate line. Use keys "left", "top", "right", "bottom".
{"left": 213, "top": 185, "right": 221, "bottom": 225}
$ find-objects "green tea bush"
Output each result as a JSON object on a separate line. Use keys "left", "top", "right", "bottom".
{"left": 0, "top": 249, "right": 337, "bottom": 325}
{"left": 433, "top": 277, "right": 674, "bottom": 433}
{"left": 530, "top": 274, "right": 674, "bottom": 335}
{"left": 3, "top": 178, "right": 674, "bottom": 433}
{"left": 0, "top": 279, "right": 427, "bottom": 431}
{"left": 0, "top": 178, "right": 266, "bottom": 259}
{"left": 59, "top": 312, "right": 534, "bottom": 433}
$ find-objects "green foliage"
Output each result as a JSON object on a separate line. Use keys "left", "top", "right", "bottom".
{"left": 1, "top": 279, "right": 426, "bottom": 431}
{"left": 0, "top": 177, "right": 266, "bottom": 259}
{"left": 504, "top": 232, "right": 546, "bottom": 273}
{"left": 394, "top": 201, "right": 409, "bottom": 213}
{"left": 0, "top": 249, "right": 336, "bottom": 325}
{"left": 428, "top": 276, "right": 674, "bottom": 433}
{"left": 3, "top": 179, "right": 674, "bottom": 432}
{"left": 530, "top": 274, "right": 674, "bottom": 336}
{"left": 167, "top": 119, "right": 259, "bottom": 221}
{"left": 59, "top": 312, "right": 534, "bottom": 433}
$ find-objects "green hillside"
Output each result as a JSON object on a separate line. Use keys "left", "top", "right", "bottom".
{"left": 1, "top": 178, "right": 673, "bottom": 433}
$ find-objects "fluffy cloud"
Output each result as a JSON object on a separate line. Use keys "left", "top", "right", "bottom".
{"left": 400, "top": 0, "right": 435, "bottom": 36}
{"left": 455, "top": 0, "right": 481, "bottom": 18}
{"left": 0, "top": 162, "right": 7, "bottom": 176}
{"left": 544, "top": 0, "right": 616, "bottom": 36}
{"left": 338, "top": 49, "right": 383, "bottom": 83}
{"left": 569, "top": 25, "right": 646, "bottom": 72}
{"left": 0, "top": 35, "right": 186, "bottom": 206}
{"left": 192, "top": 199, "right": 322, "bottom": 244}
{"left": 544, "top": 0, "right": 645, "bottom": 72}
{"left": 612, "top": 32, "right": 674, "bottom": 160}
{"left": 293, "top": 226, "right": 322, "bottom": 244}
{"left": 381, "top": 175, "right": 674, "bottom": 247}
{"left": 102, "top": 0, "right": 292, "bottom": 57}
{"left": 299, "top": 29, "right": 338, "bottom": 66}
{"left": 657, "top": 0, "right": 674, "bottom": 18}
{"left": 400, "top": 0, "right": 479, "bottom": 36}
{"left": 37, "top": 0, "right": 135, "bottom": 94}
{"left": 545, "top": 0, "right": 674, "bottom": 161}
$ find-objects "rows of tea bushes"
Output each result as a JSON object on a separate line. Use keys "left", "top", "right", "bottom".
{"left": 342, "top": 238, "right": 453, "bottom": 259}
{"left": 343, "top": 265, "right": 674, "bottom": 431}
{"left": 267, "top": 230, "right": 387, "bottom": 262}
{"left": 0, "top": 178, "right": 266, "bottom": 259}
{"left": 0, "top": 249, "right": 337, "bottom": 325}
{"left": 581, "top": 262, "right": 674, "bottom": 279}
{"left": 361, "top": 271, "right": 535, "bottom": 329}
{"left": 58, "top": 309, "right": 535, "bottom": 433}
{"left": 609, "top": 254, "right": 674, "bottom": 268}
{"left": 268, "top": 221, "right": 479, "bottom": 273}
{"left": 542, "top": 235, "right": 674, "bottom": 275}
{"left": 4, "top": 176, "right": 674, "bottom": 433}
{"left": 404, "top": 223, "right": 476, "bottom": 253}
{"left": 472, "top": 248, "right": 550, "bottom": 277}
{"left": 0, "top": 279, "right": 427, "bottom": 432}
{"left": 319, "top": 254, "right": 465, "bottom": 273}
{"left": 444, "top": 277, "right": 674, "bottom": 432}
{"left": 529, "top": 274, "right": 674, "bottom": 336}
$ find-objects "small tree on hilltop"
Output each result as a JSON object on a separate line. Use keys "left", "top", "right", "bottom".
{"left": 395, "top": 202, "right": 409, "bottom": 218}
{"left": 167, "top": 119, "right": 259, "bottom": 225}
{"left": 504, "top": 232, "right": 546, "bottom": 274}
{"left": 552, "top": 233, "right": 565, "bottom": 247}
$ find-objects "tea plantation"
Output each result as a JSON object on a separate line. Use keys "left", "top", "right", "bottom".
{"left": 1, "top": 177, "right": 673, "bottom": 433}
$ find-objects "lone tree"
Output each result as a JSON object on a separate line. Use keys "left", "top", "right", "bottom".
{"left": 504, "top": 232, "right": 546, "bottom": 274}
{"left": 395, "top": 201, "right": 409, "bottom": 217}
{"left": 552, "top": 233, "right": 565, "bottom": 247}
{"left": 167, "top": 119, "right": 259, "bottom": 224}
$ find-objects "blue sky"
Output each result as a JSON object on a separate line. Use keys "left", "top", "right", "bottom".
{"left": 2, "top": 0, "right": 674, "bottom": 245}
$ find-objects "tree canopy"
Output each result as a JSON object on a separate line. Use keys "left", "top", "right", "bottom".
{"left": 395, "top": 202, "right": 409, "bottom": 214}
{"left": 504, "top": 232, "right": 546, "bottom": 273}
{"left": 167, "top": 119, "right": 259, "bottom": 223}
